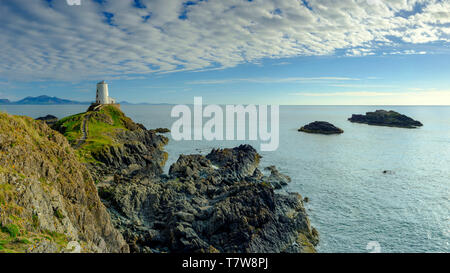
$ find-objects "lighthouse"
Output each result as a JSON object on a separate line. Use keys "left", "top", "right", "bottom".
{"left": 96, "top": 81, "right": 116, "bottom": 104}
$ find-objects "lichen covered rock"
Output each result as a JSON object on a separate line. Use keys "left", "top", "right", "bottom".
{"left": 0, "top": 112, "right": 129, "bottom": 253}
{"left": 98, "top": 145, "right": 319, "bottom": 253}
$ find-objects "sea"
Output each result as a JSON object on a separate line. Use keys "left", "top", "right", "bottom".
{"left": 1, "top": 104, "right": 449, "bottom": 253}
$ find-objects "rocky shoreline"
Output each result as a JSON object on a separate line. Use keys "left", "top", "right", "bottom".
{"left": 93, "top": 138, "right": 319, "bottom": 253}
{"left": 48, "top": 106, "right": 319, "bottom": 253}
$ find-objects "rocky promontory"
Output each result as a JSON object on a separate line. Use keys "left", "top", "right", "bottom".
{"left": 2, "top": 105, "right": 319, "bottom": 253}
{"left": 299, "top": 121, "right": 344, "bottom": 135}
{"left": 348, "top": 110, "right": 423, "bottom": 128}
{"left": 98, "top": 145, "right": 318, "bottom": 253}
{"left": 53, "top": 105, "right": 169, "bottom": 182}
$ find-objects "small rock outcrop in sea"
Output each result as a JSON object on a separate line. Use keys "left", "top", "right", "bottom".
{"left": 150, "top": 128, "right": 171, "bottom": 134}
{"left": 299, "top": 121, "right": 344, "bottom": 135}
{"left": 36, "top": 115, "right": 58, "bottom": 126}
{"left": 97, "top": 145, "right": 319, "bottom": 253}
{"left": 348, "top": 110, "right": 423, "bottom": 128}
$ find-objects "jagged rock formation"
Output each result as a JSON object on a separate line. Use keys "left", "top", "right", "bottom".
{"left": 97, "top": 145, "right": 318, "bottom": 253}
{"left": 348, "top": 110, "right": 423, "bottom": 128}
{"left": 299, "top": 121, "right": 344, "bottom": 135}
{"left": 6, "top": 105, "right": 319, "bottom": 253}
{"left": 0, "top": 112, "right": 129, "bottom": 253}
{"left": 89, "top": 129, "right": 168, "bottom": 183}
{"left": 264, "top": 166, "right": 292, "bottom": 189}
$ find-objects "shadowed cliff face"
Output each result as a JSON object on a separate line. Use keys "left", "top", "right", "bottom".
{"left": 0, "top": 112, "right": 129, "bottom": 253}
{"left": 98, "top": 145, "right": 319, "bottom": 253}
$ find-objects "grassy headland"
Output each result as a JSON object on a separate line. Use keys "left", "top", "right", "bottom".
{"left": 53, "top": 105, "right": 139, "bottom": 163}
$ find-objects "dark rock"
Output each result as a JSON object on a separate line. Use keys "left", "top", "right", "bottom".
{"left": 206, "top": 145, "right": 261, "bottom": 182}
{"left": 348, "top": 110, "right": 423, "bottom": 128}
{"left": 87, "top": 103, "right": 102, "bottom": 112}
{"left": 88, "top": 129, "right": 169, "bottom": 181}
{"left": 151, "top": 128, "right": 171, "bottom": 134}
{"left": 299, "top": 121, "right": 344, "bottom": 135}
{"left": 97, "top": 145, "right": 319, "bottom": 253}
{"left": 264, "top": 166, "right": 291, "bottom": 189}
{"left": 36, "top": 115, "right": 58, "bottom": 126}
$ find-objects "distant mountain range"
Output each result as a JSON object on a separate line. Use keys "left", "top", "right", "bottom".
{"left": 0, "top": 95, "right": 171, "bottom": 105}
{"left": 0, "top": 95, "right": 88, "bottom": 105}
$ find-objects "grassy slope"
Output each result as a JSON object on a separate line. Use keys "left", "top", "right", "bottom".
{"left": 54, "top": 105, "right": 133, "bottom": 162}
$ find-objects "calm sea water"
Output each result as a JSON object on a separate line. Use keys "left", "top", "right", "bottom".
{"left": 2, "top": 104, "right": 449, "bottom": 253}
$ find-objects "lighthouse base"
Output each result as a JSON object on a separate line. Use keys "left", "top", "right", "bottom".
{"left": 87, "top": 103, "right": 121, "bottom": 112}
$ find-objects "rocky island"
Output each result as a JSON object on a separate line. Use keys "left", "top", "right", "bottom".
{"left": 0, "top": 105, "right": 319, "bottom": 253}
{"left": 299, "top": 121, "right": 344, "bottom": 135}
{"left": 348, "top": 110, "right": 423, "bottom": 128}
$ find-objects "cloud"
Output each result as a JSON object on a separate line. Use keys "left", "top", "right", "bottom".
{"left": 274, "top": 62, "right": 291, "bottom": 66}
{"left": 0, "top": 0, "right": 449, "bottom": 81}
{"left": 290, "top": 90, "right": 450, "bottom": 98}
{"left": 187, "top": 76, "right": 360, "bottom": 85}
{"left": 328, "top": 84, "right": 396, "bottom": 88}
{"left": 383, "top": 50, "right": 428, "bottom": 55}
{"left": 290, "top": 91, "right": 399, "bottom": 97}
{"left": 290, "top": 90, "right": 450, "bottom": 105}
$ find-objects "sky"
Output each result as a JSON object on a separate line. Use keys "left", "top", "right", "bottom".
{"left": 0, "top": 0, "right": 450, "bottom": 105}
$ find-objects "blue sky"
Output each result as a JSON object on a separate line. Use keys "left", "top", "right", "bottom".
{"left": 1, "top": 0, "right": 450, "bottom": 105}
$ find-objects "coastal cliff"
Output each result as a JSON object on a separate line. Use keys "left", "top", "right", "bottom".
{"left": 1, "top": 106, "right": 319, "bottom": 253}
{"left": 0, "top": 112, "right": 128, "bottom": 253}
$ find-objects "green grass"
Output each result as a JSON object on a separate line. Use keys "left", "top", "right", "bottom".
{"left": 0, "top": 183, "right": 13, "bottom": 205}
{"left": 54, "top": 112, "right": 85, "bottom": 143}
{"left": 53, "top": 105, "right": 131, "bottom": 162}
{"left": 1, "top": 224, "right": 20, "bottom": 238}
{"left": 0, "top": 227, "right": 69, "bottom": 253}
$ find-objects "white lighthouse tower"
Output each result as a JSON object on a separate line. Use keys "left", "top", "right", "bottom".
{"left": 96, "top": 81, "right": 116, "bottom": 104}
